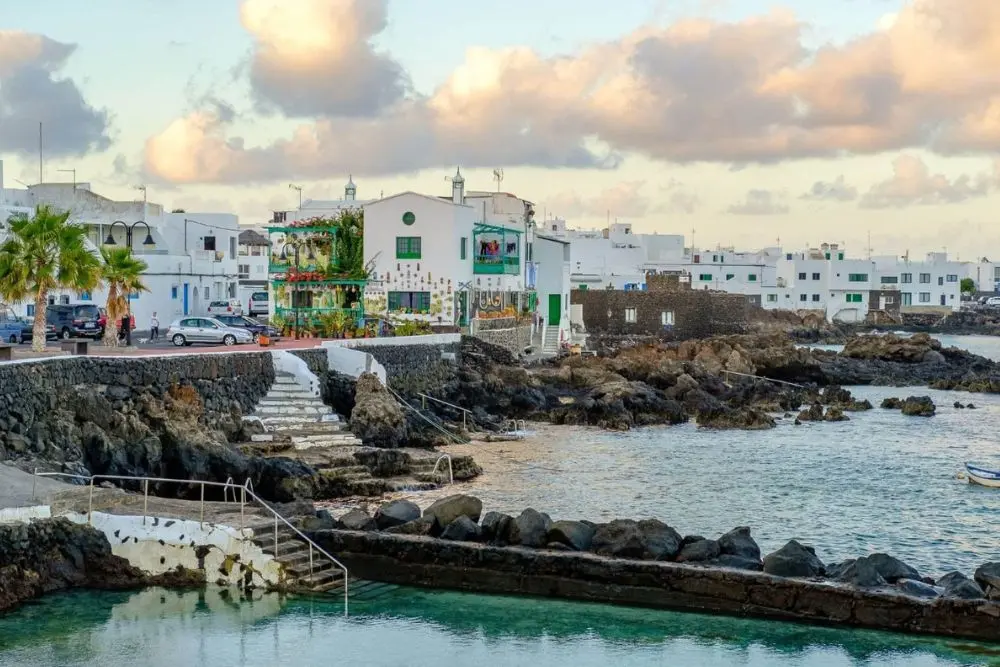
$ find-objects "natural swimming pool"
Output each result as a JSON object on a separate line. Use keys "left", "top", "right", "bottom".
{"left": 1, "top": 587, "right": 998, "bottom": 667}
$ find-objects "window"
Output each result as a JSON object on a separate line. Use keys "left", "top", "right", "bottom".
{"left": 937, "top": 276, "right": 944, "bottom": 286}
{"left": 203, "top": 236, "right": 216, "bottom": 251}
{"left": 848, "top": 273, "right": 868, "bottom": 282}
{"left": 846, "top": 293, "right": 863, "bottom": 303}
{"left": 725, "top": 274, "right": 734, "bottom": 280}
{"left": 699, "top": 274, "right": 712, "bottom": 281}
{"left": 204, "top": 286, "right": 210, "bottom": 300}
{"left": 798, "top": 272, "right": 806, "bottom": 280}
{"left": 766, "top": 294, "right": 777, "bottom": 303}
{"left": 946, "top": 274, "right": 958, "bottom": 282}
{"left": 460, "top": 237, "right": 467, "bottom": 260}
{"left": 128, "top": 292, "right": 139, "bottom": 300}
{"left": 712, "top": 255, "right": 718, "bottom": 262}
{"left": 387, "top": 291, "right": 431, "bottom": 312}
{"left": 812, "top": 272, "right": 821, "bottom": 280}
{"left": 885, "top": 297, "right": 895, "bottom": 305}
{"left": 748, "top": 274, "right": 757, "bottom": 282}
{"left": 825, "top": 252, "right": 831, "bottom": 259}
{"left": 239, "top": 245, "right": 249, "bottom": 256}
{"left": 881, "top": 276, "right": 898, "bottom": 284}
{"left": 786, "top": 253, "right": 793, "bottom": 260}
{"left": 837, "top": 252, "right": 844, "bottom": 260}
{"left": 661, "top": 310, "right": 674, "bottom": 325}
{"left": 577, "top": 284, "right": 588, "bottom": 290}
{"left": 79, "top": 292, "right": 92, "bottom": 301}
{"left": 251, "top": 246, "right": 262, "bottom": 256}
{"left": 26, "top": 304, "right": 34, "bottom": 316}
{"left": 693, "top": 254, "right": 700, "bottom": 263}
{"left": 395, "top": 236, "right": 421, "bottom": 259}
{"left": 171, "top": 286, "right": 178, "bottom": 300}
{"left": 812, "top": 294, "right": 820, "bottom": 302}
{"left": 799, "top": 294, "right": 807, "bottom": 302}
{"left": 402, "top": 211, "right": 416, "bottom": 225}
{"left": 901, "top": 273, "right": 912, "bottom": 284}
{"left": 919, "top": 273, "right": 930, "bottom": 283}
{"left": 902, "top": 292, "right": 912, "bottom": 306}
{"left": 238, "top": 264, "right": 250, "bottom": 279}
{"left": 625, "top": 308, "right": 637, "bottom": 323}
{"left": 919, "top": 292, "right": 931, "bottom": 303}
{"left": 229, "top": 237, "right": 237, "bottom": 259}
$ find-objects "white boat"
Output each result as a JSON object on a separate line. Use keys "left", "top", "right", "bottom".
{"left": 966, "top": 463, "right": 1000, "bottom": 488}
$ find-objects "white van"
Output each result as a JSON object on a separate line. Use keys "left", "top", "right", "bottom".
{"left": 248, "top": 291, "right": 269, "bottom": 318}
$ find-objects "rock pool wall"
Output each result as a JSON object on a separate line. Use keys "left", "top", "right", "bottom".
{"left": 325, "top": 335, "right": 462, "bottom": 393}
{"left": 315, "top": 529, "right": 1000, "bottom": 641}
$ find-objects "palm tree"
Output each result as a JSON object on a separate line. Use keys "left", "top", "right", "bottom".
{"left": 100, "top": 246, "right": 148, "bottom": 346}
{"left": 0, "top": 205, "right": 101, "bottom": 352}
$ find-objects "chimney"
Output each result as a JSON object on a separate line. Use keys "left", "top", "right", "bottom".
{"left": 452, "top": 167, "right": 465, "bottom": 205}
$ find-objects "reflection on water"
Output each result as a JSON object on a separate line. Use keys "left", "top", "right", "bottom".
{"left": 1, "top": 587, "right": 998, "bottom": 667}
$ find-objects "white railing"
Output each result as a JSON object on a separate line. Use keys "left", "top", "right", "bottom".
{"left": 418, "top": 393, "right": 472, "bottom": 432}
{"left": 30, "top": 470, "right": 349, "bottom": 614}
{"left": 502, "top": 419, "right": 526, "bottom": 439}
{"left": 432, "top": 455, "right": 454, "bottom": 486}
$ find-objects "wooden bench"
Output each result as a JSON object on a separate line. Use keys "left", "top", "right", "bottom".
{"left": 0, "top": 344, "right": 11, "bottom": 361}
{"left": 59, "top": 339, "right": 89, "bottom": 355}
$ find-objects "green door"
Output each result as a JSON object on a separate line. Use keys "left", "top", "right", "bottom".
{"left": 548, "top": 294, "right": 561, "bottom": 326}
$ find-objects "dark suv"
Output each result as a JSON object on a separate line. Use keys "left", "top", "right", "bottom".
{"left": 47, "top": 304, "right": 103, "bottom": 339}
{"left": 213, "top": 315, "right": 279, "bottom": 342}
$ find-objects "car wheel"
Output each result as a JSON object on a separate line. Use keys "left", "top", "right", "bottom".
{"left": 8, "top": 335, "right": 16, "bottom": 344}
{"left": 223, "top": 334, "right": 236, "bottom": 346}
{"left": 172, "top": 334, "right": 186, "bottom": 347}
{"left": 61, "top": 328, "right": 71, "bottom": 340}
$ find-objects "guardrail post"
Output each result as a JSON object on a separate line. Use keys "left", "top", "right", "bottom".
{"left": 309, "top": 543, "right": 314, "bottom": 577}
{"left": 31, "top": 467, "right": 37, "bottom": 503}
{"left": 274, "top": 514, "right": 278, "bottom": 556}
{"left": 240, "top": 486, "right": 245, "bottom": 531}
{"left": 462, "top": 411, "right": 467, "bottom": 432}
{"left": 142, "top": 479, "right": 149, "bottom": 526}
{"left": 200, "top": 482, "right": 205, "bottom": 529}
{"left": 88, "top": 478, "right": 95, "bottom": 525}
{"left": 421, "top": 395, "right": 426, "bottom": 410}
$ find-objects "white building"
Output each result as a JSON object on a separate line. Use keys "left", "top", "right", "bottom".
{"left": 363, "top": 169, "right": 531, "bottom": 325}
{"left": 873, "top": 252, "right": 963, "bottom": 311}
{"left": 237, "top": 228, "right": 270, "bottom": 313}
{"left": 271, "top": 177, "right": 370, "bottom": 227}
{"left": 0, "top": 166, "right": 240, "bottom": 329}
{"left": 764, "top": 244, "right": 874, "bottom": 323}
{"left": 963, "top": 258, "right": 1000, "bottom": 294}
{"left": 531, "top": 233, "right": 571, "bottom": 348}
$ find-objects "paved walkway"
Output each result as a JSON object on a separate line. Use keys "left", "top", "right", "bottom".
{"left": 0, "top": 464, "right": 72, "bottom": 508}
{"left": 2, "top": 337, "right": 324, "bottom": 361}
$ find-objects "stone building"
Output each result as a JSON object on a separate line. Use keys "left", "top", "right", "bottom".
{"left": 571, "top": 284, "right": 751, "bottom": 340}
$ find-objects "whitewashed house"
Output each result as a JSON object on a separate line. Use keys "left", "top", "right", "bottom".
{"left": 761, "top": 244, "right": 873, "bottom": 323}
{"left": 0, "top": 170, "right": 240, "bottom": 329}
{"left": 237, "top": 228, "right": 270, "bottom": 314}
{"left": 963, "top": 258, "right": 1000, "bottom": 294}
{"left": 873, "top": 252, "right": 963, "bottom": 311}
{"left": 531, "top": 233, "right": 571, "bottom": 352}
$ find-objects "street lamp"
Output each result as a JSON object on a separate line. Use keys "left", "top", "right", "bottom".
{"left": 103, "top": 220, "right": 155, "bottom": 345}
{"left": 281, "top": 239, "right": 313, "bottom": 340}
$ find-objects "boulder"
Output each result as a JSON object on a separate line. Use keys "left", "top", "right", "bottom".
{"left": 835, "top": 556, "right": 886, "bottom": 587}
{"left": 547, "top": 520, "right": 596, "bottom": 551}
{"left": 796, "top": 403, "right": 824, "bottom": 422}
{"left": 441, "top": 516, "right": 483, "bottom": 542}
{"left": 900, "top": 396, "right": 935, "bottom": 417}
{"left": 880, "top": 397, "right": 903, "bottom": 409}
{"left": 841, "top": 332, "right": 942, "bottom": 363}
{"left": 867, "top": 553, "right": 920, "bottom": 583}
{"left": 374, "top": 499, "right": 422, "bottom": 530}
{"left": 510, "top": 508, "right": 552, "bottom": 548}
{"left": 897, "top": 579, "right": 941, "bottom": 599}
{"left": 762, "top": 540, "right": 825, "bottom": 578}
{"left": 974, "top": 562, "right": 1000, "bottom": 598}
{"left": 348, "top": 373, "right": 408, "bottom": 448}
{"left": 824, "top": 560, "right": 854, "bottom": 580}
{"left": 938, "top": 571, "right": 986, "bottom": 599}
{"left": 714, "top": 554, "right": 764, "bottom": 571}
{"left": 823, "top": 406, "right": 849, "bottom": 422}
{"left": 423, "top": 494, "right": 483, "bottom": 527}
{"left": 676, "top": 538, "right": 720, "bottom": 563}
{"left": 591, "top": 519, "right": 682, "bottom": 561}
{"left": 338, "top": 508, "right": 376, "bottom": 532}
{"left": 718, "top": 526, "right": 761, "bottom": 561}
{"left": 480, "top": 511, "right": 514, "bottom": 545}
{"left": 299, "top": 514, "right": 339, "bottom": 532}
{"left": 384, "top": 516, "right": 439, "bottom": 537}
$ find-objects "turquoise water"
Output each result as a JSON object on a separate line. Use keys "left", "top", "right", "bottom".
{"left": 1, "top": 587, "right": 998, "bottom": 666}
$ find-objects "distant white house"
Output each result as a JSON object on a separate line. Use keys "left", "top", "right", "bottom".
{"left": 237, "top": 228, "right": 270, "bottom": 314}
{"left": 873, "top": 252, "right": 963, "bottom": 311}
{"left": 532, "top": 233, "right": 571, "bottom": 349}
{"left": 0, "top": 163, "right": 241, "bottom": 329}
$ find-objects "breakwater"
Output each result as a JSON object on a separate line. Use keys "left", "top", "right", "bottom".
{"left": 307, "top": 496, "right": 1000, "bottom": 641}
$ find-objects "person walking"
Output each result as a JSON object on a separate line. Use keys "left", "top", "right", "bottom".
{"left": 120, "top": 314, "right": 131, "bottom": 346}
{"left": 150, "top": 312, "right": 159, "bottom": 341}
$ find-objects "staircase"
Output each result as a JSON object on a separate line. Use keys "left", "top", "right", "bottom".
{"left": 542, "top": 325, "right": 561, "bottom": 354}
{"left": 250, "top": 373, "right": 361, "bottom": 446}
{"left": 248, "top": 519, "right": 346, "bottom": 593}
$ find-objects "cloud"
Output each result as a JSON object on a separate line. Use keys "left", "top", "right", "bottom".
{"left": 859, "top": 154, "right": 996, "bottom": 209}
{"left": 240, "top": 0, "right": 408, "bottom": 117}
{"left": 800, "top": 175, "right": 858, "bottom": 201}
{"left": 145, "top": 0, "right": 1000, "bottom": 183}
{"left": 661, "top": 178, "right": 701, "bottom": 213}
{"left": 0, "top": 31, "right": 111, "bottom": 157}
{"left": 545, "top": 181, "right": 651, "bottom": 219}
{"left": 727, "top": 189, "right": 789, "bottom": 215}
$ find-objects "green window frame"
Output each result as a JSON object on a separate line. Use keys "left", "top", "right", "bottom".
{"left": 698, "top": 273, "right": 712, "bottom": 281}
{"left": 846, "top": 293, "right": 863, "bottom": 303}
{"left": 460, "top": 237, "right": 467, "bottom": 260}
{"left": 396, "top": 236, "right": 421, "bottom": 259}
{"left": 837, "top": 252, "right": 844, "bottom": 260}
{"left": 388, "top": 291, "right": 431, "bottom": 312}
{"left": 848, "top": 273, "right": 868, "bottom": 282}
{"left": 748, "top": 274, "right": 757, "bottom": 282}
{"left": 725, "top": 273, "right": 734, "bottom": 280}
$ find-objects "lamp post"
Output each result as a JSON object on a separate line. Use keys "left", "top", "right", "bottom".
{"left": 280, "top": 240, "right": 314, "bottom": 340}
{"left": 104, "top": 220, "right": 155, "bottom": 345}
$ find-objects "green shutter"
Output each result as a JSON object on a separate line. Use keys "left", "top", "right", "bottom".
{"left": 460, "top": 237, "right": 467, "bottom": 260}
{"left": 388, "top": 292, "right": 400, "bottom": 310}
{"left": 419, "top": 292, "right": 431, "bottom": 311}
{"left": 748, "top": 274, "right": 757, "bottom": 282}
{"left": 726, "top": 274, "right": 734, "bottom": 280}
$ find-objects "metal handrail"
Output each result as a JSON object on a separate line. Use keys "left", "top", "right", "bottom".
{"left": 432, "top": 455, "right": 454, "bottom": 485}
{"left": 30, "top": 470, "right": 349, "bottom": 614}
{"left": 418, "top": 393, "right": 471, "bottom": 431}
{"left": 223, "top": 477, "right": 236, "bottom": 504}
{"left": 385, "top": 386, "right": 468, "bottom": 444}
{"left": 721, "top": 369, "right": 805, "bottom": 388}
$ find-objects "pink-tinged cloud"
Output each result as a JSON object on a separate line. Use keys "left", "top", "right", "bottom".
{"left": 860, "top": 154, "right": 997, "bottom": 208}
{"left": 144, "top": 0, "right": 1000, "bottom": 184}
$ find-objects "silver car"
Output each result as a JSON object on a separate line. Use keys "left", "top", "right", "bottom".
{"left": 166, "top": 317, "right": 254, "bottom": 347}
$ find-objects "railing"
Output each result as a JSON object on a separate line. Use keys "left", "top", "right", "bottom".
{"left": 720, "top": 370, "right": 805, "bottom": 388}
{"left": 384, "top": 386, "right": 469, "bottom": 445}
{"left": 502, "top": 419, "right": 526, "bottom": 439}
{"left": 30, "top": 470, "right": 349, "bottom": 614}
{"left": 473, "top": 255, "right": 520, "bottom": 275}
{"left": 418, "top": 393, "right": 472, "bottom": 432}
{"left": 432, "top": 455, "right": 454, "bottom": 485}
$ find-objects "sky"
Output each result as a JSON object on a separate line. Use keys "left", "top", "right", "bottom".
{"left": 2, "top": 0, "right": 999, "bottom": 259}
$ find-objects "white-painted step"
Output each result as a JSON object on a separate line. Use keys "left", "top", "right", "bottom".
{"left": 255, "top": 405, "right": 331, "bottom": 417}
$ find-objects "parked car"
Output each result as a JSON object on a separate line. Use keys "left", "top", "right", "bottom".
{"left": 18, "top": 317, "right": 58, "bottom": 343}
{"left": 213, "top": 314, "right": 280, "bottom": 342}
{"left": 0, "top": 312, "right": 22, "bottom": 344}
{"left": 207, "top": 299, "right": 244, "bottom": 317}
{"left": 165, "top": 317, "right": 254, "bottom": 347}
{"left": 986, "top": 297, "right": 1000, "bottom": 307}
{"left": 247, "top": 291, "right": 269, "bottom": 318}
{"left": 47, "top": 304, "right": 103, "bottom": 339}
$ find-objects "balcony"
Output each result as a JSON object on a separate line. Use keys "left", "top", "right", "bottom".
{"left": 474, "top": 255, "right": 520, "bottom": 275}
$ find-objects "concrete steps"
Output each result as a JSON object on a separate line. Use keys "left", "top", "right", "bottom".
{"left": 543, "top": 327, "right": 561, "bottom": 354}
{"left": 247, "top": 520, "right": 347, "bottom": 593}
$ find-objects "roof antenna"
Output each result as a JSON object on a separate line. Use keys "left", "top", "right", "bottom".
{"left": 492, "top": 168, "right": 504, "bottom": 192}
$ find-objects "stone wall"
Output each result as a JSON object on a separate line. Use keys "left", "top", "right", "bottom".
{"left": 471, "top": 321, "right": 532, "bottom": 357}
{"left": 288, "top": 349, "right": 330, "bottom": 374}
{"left": 572, "top": 289, "right": 751, "bottom": 340}
{"left": 326, "top": 336, "right": 462, "bottom": 393}
{"left": 315, "top": 530, "right": 1000, "bottom": 642}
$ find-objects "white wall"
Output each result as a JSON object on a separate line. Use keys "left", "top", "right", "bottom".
{"left": 874, "top": 254, "right": 962, "bottom": 310}
{"left": 534, "top": 236, "right": 571, "bottom": 335}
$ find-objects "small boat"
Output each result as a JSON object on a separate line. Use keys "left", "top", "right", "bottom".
{"left": 965, "top": 463, "right": 1000, "bottom": 488}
